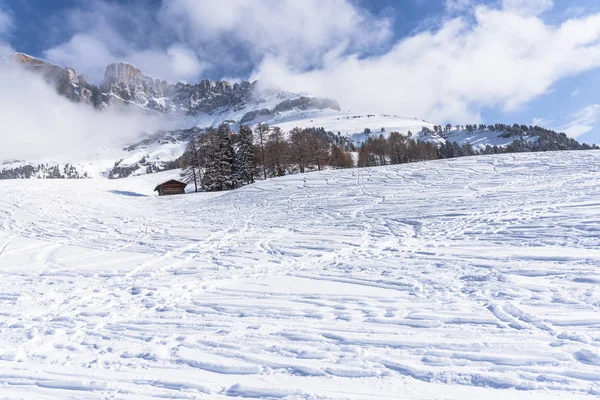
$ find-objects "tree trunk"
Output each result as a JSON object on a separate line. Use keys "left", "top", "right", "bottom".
{"left": 192, "top": 167, "right": 198, "bottom": 193}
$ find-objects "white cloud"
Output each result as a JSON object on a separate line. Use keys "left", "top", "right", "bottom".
{"left": 445, "top": 0, "right": 474, "bottom": 13}
{"left": 41, "top": 1, "right": 209, "bottom": 84}
{"left": 42, "top": 0, "right": 390, "bottom": 84}
{"left": 15, "top": 0, "right": 600, "bottom": 128}
{"left": 560, "top": 104, "right": 600, "bottom": 138}
{"left": 159, "top": 0, "right": 391, "bottom": 69}
{"left": 0, "top": 5, "right": 14, "bottom": 56}
{"left": 252, "top": 6, "right": 600, "bottom": 123}
{"left": 0, "top": 6, "right": 12, "bottom": 34}
{"left": 46, "top": 34, "right": 208, "bottom": 84}
{"left": 44, "top": 34, "right": 116, "bottom": 83}
{"left": 533, "top": 117, "right": 551, "bottom": 127}
{"left": 502, "top": 0, "right": 553, "bottom": 16}
{"left": 0, "top": 61, "right": 176, "bottom": 161}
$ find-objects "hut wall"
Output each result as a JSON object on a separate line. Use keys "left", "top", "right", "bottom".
{"left": 158, "top": 183, "right": 185, "bottom": 196}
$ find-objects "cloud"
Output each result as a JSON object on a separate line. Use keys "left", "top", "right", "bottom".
{"left": 14, "top": 0, "right": 600, "bottom": 129}
{"left": 42, "top": 0, "right": 390, "bottom": 84}
{"left": 533, "top": 117, "right": 551, "bottom": 127}
{"left": 0, "top": 61, "right": 176, "bottom": 162}
{"left": 502, "top": 0, "right": 553, "bottom": 16}
{"left": 560, "top": 104, "right": 600, "bottom": 138}
{"left": 0, "top": 15, "right": 11, "bottom": 36}
{"left": 0, "top": 4, "right": 14, "bottom": 56}
{"left": 42, "top": 1, "right": 208, "bottom": 84}
{"left": 159, "top": 0, "right": 391, "bottom": 68}
{"left": 252, "top": 5, "right": 600, "bottom": 123}
{"left": 46, "top": 34, "right": 208, "bottom": 84}
{"left": 445, "top": 0, "right": 474, "bottom": 13}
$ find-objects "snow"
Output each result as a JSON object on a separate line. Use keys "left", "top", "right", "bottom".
{"left": 441, "top": 129, "right": 532, "bottom": 149}
{"left": 240, "top": 109, "right": 434, "bottom": 140}
{"left": 0, "top": 151, "right": 599, "bottom": 399}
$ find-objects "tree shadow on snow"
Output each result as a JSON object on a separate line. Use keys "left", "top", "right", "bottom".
{"left": 108, "top": 190, "right": 148, "bottom": 197}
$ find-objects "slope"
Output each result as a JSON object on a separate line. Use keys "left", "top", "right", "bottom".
{"left": 0, "top": 151, "right": 599, "bottom": 399}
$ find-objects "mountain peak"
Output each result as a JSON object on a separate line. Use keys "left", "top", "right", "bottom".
{"left": 10, "top": 50, "right": 342, "bottom": 119}
{"left": 102, "top": 62, "right": 143, "bottom": 87}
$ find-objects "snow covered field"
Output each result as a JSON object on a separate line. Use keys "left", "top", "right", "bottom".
{"left": 0, "top": 151, "right": 599, "bottom": 399}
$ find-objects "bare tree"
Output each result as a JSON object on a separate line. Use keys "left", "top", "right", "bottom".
{"left": 289, "top": 127, "right": 310, "bottom": 173}
{"left": 264, "top": 126, "right": 289, "bottom": 177}
{"left": 254, "top": 123, "right": 269, "bottom": 180}
{"left": 181, "top": 135, "right": 201, "bottom": 192}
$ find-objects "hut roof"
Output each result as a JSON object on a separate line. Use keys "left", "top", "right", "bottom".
{"left": 154, "top": 179, "right": 187, "bottom": 192}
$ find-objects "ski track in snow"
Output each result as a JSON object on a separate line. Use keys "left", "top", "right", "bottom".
{"left": 0, "top": 151, "right": 599, "bottom": 399}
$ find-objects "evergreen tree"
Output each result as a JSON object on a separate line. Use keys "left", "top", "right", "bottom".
{"left": 235, "top": 125, "right": 256, "bottom": 185}
{"left": 451, "top": 141, "right": 463, "bottom": 157}
{"left": 203, "top": 124, "right": 235, "bottom": 191}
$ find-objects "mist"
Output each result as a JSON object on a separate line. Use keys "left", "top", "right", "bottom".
{"left": 0, "top": 61, "right": 177, "bottom": 163}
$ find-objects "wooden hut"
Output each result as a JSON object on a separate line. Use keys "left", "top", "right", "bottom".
{"left": 154, "top": 179, "right": 187, "bottom": 196}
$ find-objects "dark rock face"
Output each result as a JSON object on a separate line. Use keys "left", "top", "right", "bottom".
{"left": 273, "top": 97, "right": 341, "bottom": 113}
{"left": 172, "top": 79, "right": 258, "bottom": 115}
{"left": 98, "top": 62, "right": 171, "bottom": 112}
{"left": 240, "top": 108, "right": 272, "bottom": 124}
{"left": 13, "top": 53, "right": 342, "bottom": 121}
{"left": 14, "top": 53, "right": 94, "bottom": 104}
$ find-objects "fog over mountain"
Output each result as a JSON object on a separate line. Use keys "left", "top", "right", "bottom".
{"left": 0, "top": 56, "right": 177, "bottom": 162}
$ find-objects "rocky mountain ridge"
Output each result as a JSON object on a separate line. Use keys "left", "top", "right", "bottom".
{"left": 12, "top": 52, "right": 341, "bottom": 118}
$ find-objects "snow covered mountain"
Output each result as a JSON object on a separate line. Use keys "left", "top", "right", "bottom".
{"left": 1, "top": 53, "right": 592, "bottom": 179}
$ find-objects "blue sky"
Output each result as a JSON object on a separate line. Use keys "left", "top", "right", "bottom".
{"left": 1, "top": 0, "right": 600, "bottom": 144}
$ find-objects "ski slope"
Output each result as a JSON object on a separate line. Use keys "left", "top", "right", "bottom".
{"left": 0, "top": 151, "right": 599, "bottom": 399}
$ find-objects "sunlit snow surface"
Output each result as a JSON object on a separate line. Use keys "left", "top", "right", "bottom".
{"left": 0, "top": 151, "right": 599, "bottom": 399}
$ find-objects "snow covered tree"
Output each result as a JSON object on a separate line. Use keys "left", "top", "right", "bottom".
{"left": 462, "top": 142, "right": 476, "bottom": 156}
{"left": 234, "top": 125, "right": 255, "bottom": 185}
{"left": 203, "top": 124, "right": 236, "bottom": 191}
{"left": 451, "top": 141, "right": 463, "bottom": 157}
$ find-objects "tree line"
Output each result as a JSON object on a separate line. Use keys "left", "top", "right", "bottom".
{"left": 180, "top": 122, "right": 596, "bottom": 192}
{"left": 180, "top": 123, "right": 356, "bottom": 192}
{"left": 0, "top": 163, "right": 88, "bottom": 179}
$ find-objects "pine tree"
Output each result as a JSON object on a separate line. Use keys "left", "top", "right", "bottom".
{"left": 235, "top": 125, "right": 255, "bottom": 185}
{"left": 203, "top": 124, "right": 235, "bottom": 191}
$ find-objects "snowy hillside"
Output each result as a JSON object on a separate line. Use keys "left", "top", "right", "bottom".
{"left": 5, "top": 53, "right": 590, "bottom": 179}
{"left": 0, "top": 151, "right": 599, "bottom": 399}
